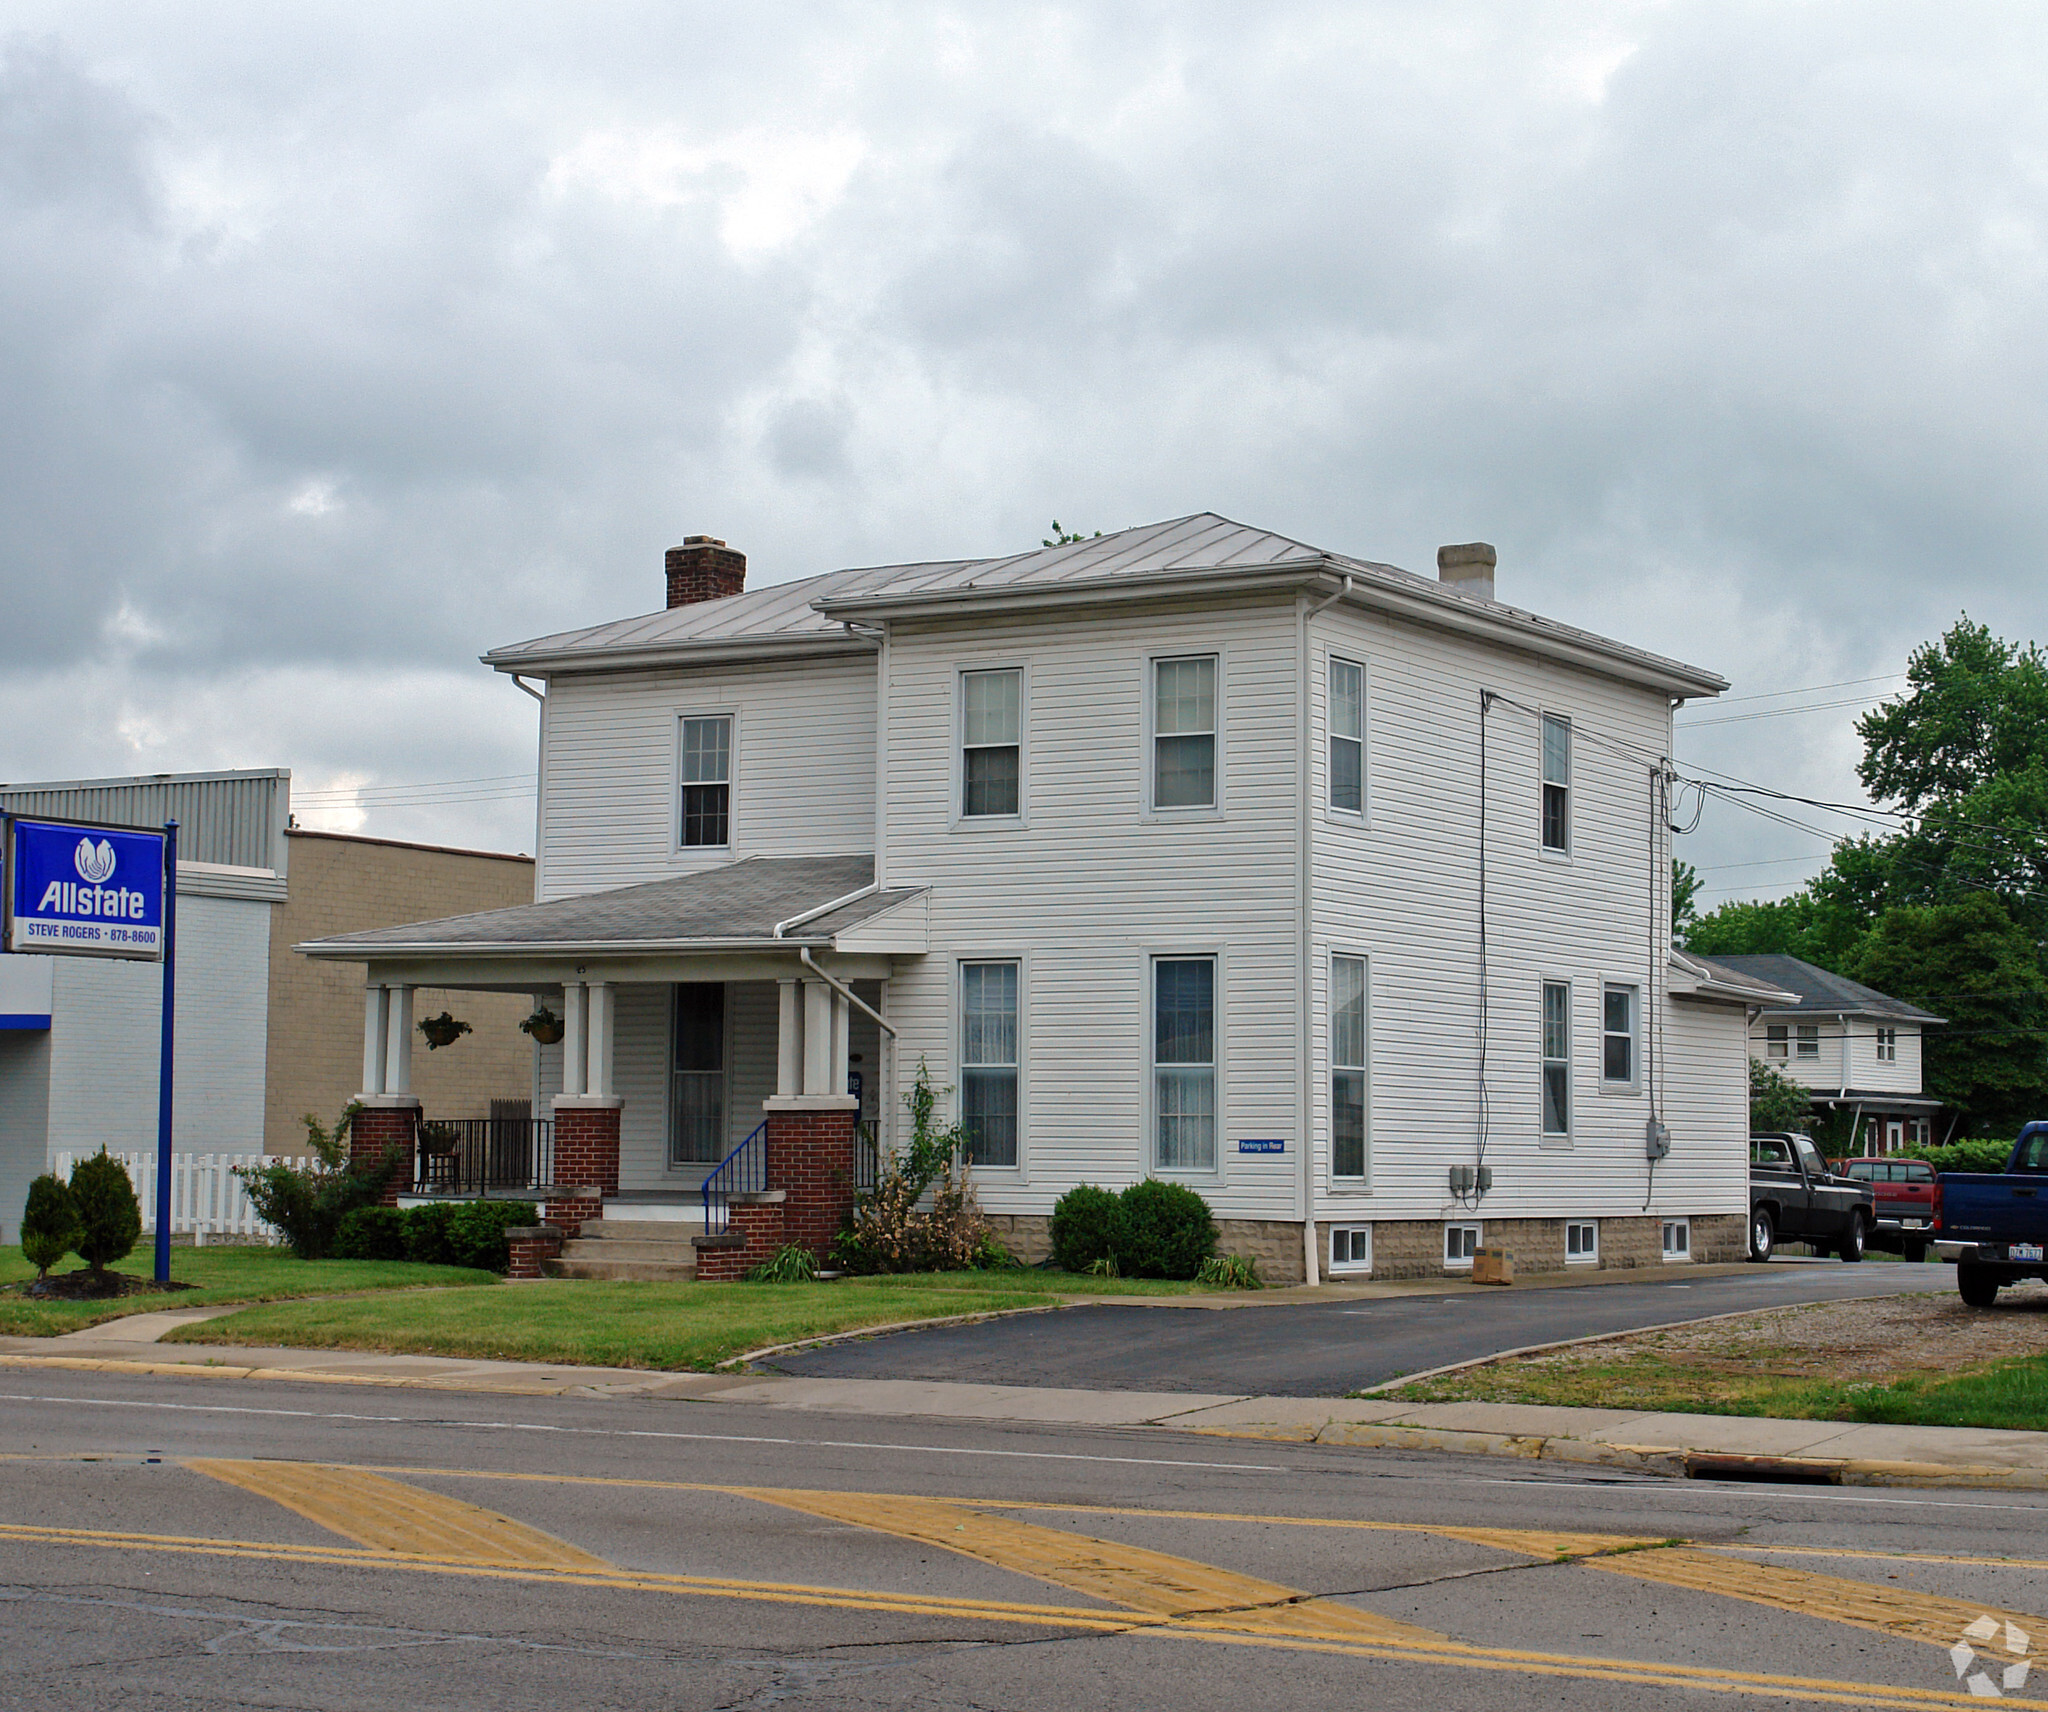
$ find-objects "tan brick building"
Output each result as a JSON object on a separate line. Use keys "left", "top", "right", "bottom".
{"left": 266, "top": 831, "right": 535, "bottom": 1155}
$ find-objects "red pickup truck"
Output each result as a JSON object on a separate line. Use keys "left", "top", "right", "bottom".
{"left": 1828, "top": 1156, "right": 1937, "bottom": 1261}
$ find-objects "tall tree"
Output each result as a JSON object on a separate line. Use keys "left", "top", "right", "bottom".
{"left": 1856, "top": 617, "right": 2048, "bottom": 812}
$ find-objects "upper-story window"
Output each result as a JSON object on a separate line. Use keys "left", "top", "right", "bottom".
{"left": 1796, "top": 1023, "right": 1820, "bottom": 1060}
{"left": 962, "top": 669, "right": 1022, "bottom": 818}
{"left": 1766, "top": 1023, "right": 1788, "bottom": 1059}
{"left": 1153, "top": 655, "right": 1217, "bottom": 810}
{"left": 1540, "top": 714, "right": 1571, "bottom": 852}
{"left": 1329, "top": 657, "right": 1365, "bottom": 815}
{"left": 1875, "top": 1027, "right": 1898, "bottom": 1063}
{"left": 680, "top": 716, "right": 732, "bottom": 848}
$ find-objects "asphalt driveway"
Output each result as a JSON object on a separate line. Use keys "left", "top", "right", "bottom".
{"left": 765, "top": 1259, "right": 1958, "bottom": 1396}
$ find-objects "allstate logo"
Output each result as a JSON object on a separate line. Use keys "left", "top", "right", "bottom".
{"left": 1952, "top": 1615, "right": 2031, "bottom": 1697}
{"left": 73, "top": 838, "right": 117, "bottom": 884}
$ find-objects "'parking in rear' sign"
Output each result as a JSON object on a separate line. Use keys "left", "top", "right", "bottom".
{"left": 3, "top": 817, "right": 166, "bottom": 960}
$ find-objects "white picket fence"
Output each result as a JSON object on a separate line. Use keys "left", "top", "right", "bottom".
{"left": 52, "top": 1151, "right": 279, "bottom": 1243}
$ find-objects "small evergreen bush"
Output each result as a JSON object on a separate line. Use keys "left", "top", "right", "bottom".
{"left": 1049, "top": 1184, "right": 1126, "bottom": 1273}
{"left": 403, "top": 1200, "right": 461, "bottom": 1265}
{"left": 20, "top": 1174, "right": 83, "bottom": 1280}
{"left": 69, "top": 1150, "right": 142, "bottom": 1277}
{"left": 332, "top": 1206, "right": 408, "bottom": 1261}
{"left": 1117, "top": 1179, "right": 1216, "bottom": 1279}
{"left": 444, "top": 1201, "right": 536, "bottom": 1271}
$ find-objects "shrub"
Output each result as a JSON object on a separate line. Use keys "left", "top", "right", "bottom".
{"left": 237, "top": 1150, "right": 400, "bottom": 1260}
{"left": 1118, "top": 1179, "right": 1216, "bottom": 1280}
{"left": 744, "top": 1243, "right": 820, "bottom": 1283}
{"left": 1049, "top": 1184, "right": 1127, "bottom": 1273}
{"left": 971, "top": 1231, "right": 1024, "bottom": 1271}
{"left": 332, "top": 1206, "right": 408, "bottom": 1262}
{"left": 403, "top": 1200, "right": 461, "bottom": 1266}
{"left": 69, "top": 1150, "right": 142, "bottom": 1277}
{"left": 20, "top": 1174, "right": 82, "bottom": 1280}
{"left": 1196, "top": 1253, "right": 1261, "bottom": 1290}
{"left": 444, "top": 1201, "right": 536, "bottom": 1272}
{"left": 1902, "top": 1137, "right": 2020, "bottom": 1175}
{"left": 835, "top": 1060, "right": 990, "bottom": 1274}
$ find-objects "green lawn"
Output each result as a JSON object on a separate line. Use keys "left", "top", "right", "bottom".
{"left": 0, "top": 1244, "right": 498, "bottom": 1337}
{"left": 166, "top": 1274, "right": 1069, "bottom": 1370}
{"left": 1385, "top": 1346, "right": 2048, "bottom": 1433}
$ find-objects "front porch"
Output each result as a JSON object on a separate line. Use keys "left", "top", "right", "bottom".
{"left": 299, "top": 856, "right": 927, "bottom": 1279}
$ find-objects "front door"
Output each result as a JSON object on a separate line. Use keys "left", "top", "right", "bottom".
{"left": 670, "top": 982, "right": 727, "bottom": 1169}
{"left": 1884, "top": 1119, "right": 1904, "bottom": 1155}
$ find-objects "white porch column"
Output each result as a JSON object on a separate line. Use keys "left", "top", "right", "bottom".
{"left": 362, "top": 985, "right": 390, "bottom": 1095}
{"left": 384, "top": 985, "right": 415, "bottom": 1096}
{"left": 776, "top": 978, "right": 803, "bottom": 1098}
{"left": 562, "top": 982, "right": 588, "bottom": 1098}
{"left": 802, "top": 979, "right": 833, "bottom": 1097}
{"left": 586, "top": 981, "right": 614, "bottom": 1100}
{"left": 829, "top": 989, "right": 851, "bottom": 1100}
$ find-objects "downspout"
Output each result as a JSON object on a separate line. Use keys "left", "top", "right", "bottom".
{"left": 799, "top": 945, "right": 897, "bottom": 1037}
{"left": 512, "top": 671, "right": 548, "bottom": 1118}
{"left": 1297, "top": 572, "right": 1352, "bottom": 1288}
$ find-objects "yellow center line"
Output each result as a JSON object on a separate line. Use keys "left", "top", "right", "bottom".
{"left": 4, "top": 1519, "right": 2037, "bottom": 1712}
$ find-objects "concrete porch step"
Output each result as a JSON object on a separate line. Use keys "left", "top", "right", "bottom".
{"left": 557, "top": 1238, "right": 701, "bottom": 1262}
{"left": 543, "top": 1256, "right": 698, "bottom": 1282}
{"left": 571, "top": 1219, "right": 706, "bottom": 1242}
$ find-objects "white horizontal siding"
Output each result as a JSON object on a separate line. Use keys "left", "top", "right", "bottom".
{"left": 882, "top": 597, "right": 1302, "bottom": 1219}
{"left": 1305, "top": 600, "right": 1745, "bottom": 1221}
{"left": 1749, "top": 1018, "right": 1925, "bottom": 1096}
{"left": 538, "top": 655, "right": 877, "bottom": 900}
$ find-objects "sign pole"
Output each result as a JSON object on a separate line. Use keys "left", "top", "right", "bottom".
{"left": 154, "top": 819, "right": 178, "bottom": 1284}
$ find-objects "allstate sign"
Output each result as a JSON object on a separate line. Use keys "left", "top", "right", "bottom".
{"left": 4, "top": 817, "right": 166, "bottom": 960}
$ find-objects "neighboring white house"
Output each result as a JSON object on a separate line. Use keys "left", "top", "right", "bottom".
{"left": 1710, "top": 954, "right": 1945, "bottom": 1153}
{"left": 304, "top": 516, "right": 1785, "bottom": 1281}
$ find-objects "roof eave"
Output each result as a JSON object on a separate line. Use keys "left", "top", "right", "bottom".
{"left": 811, "top": 561, "right": 1327, "bottom": 622}
{"left": 297, "top": 935, "right": 838, "bottom": 961}
{"left": 482, "top": 632, "right": 877, "bottom": 677}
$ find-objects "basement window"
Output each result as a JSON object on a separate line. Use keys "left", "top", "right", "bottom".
{"left": 1329, "top": 1225, "right": 1372, "bottom": 1274}
{"left": 1661, "top": 1219, "right": 1691, "bottom": 1261}
{"left": 1445, "top": 1223, "right": 1481, "bottom": 1269}
{"left": 1566, "top": 1221, "right": 1598, "bottom": 1264}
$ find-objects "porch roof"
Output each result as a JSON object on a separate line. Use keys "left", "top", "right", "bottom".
{"left": 296, "top": 854, "right": 925, "bottom": 960}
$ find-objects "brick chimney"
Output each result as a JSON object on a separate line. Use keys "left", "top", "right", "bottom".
{"left": 1436, "top": 542, "right": 1496, "bottom": 604}
{"left": 665, "top": 536, "right": 747, "bottom": 608}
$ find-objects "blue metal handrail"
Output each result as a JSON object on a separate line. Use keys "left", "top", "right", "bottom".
{"left": 701, "top": 1120, "right": 768, "bottom": 1235}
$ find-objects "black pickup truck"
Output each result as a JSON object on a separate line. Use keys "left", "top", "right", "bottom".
{"left": 1933, "top": 1124, "right": 2048, "bottom": 1307}
{"left": 1749, "top": 1132, "right": 1877, "bottom": 1263}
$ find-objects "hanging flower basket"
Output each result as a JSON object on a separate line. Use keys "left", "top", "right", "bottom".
{"left": 417, "top": 1011, "right": 473, "bottom": 1051}
{"left": 521, "top": 1006, "right": 565, "bottom": 1046}
{"left": 418, "top": 1121, "right": 463, "bottom": 1157}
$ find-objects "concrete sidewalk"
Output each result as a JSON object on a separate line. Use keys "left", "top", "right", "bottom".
{"left": 3, "top": 1323, "right": 2041, "bottom": 1491}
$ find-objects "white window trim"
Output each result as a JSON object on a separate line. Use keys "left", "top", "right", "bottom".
{"left": 951, "top": 661, "right": 1030, "bottom": 831}
{"left": 1328, "top": 1224, "right": 1373, "bottom": 1274}
{"left": 954, "top": 953, "right": 1027, "bottom": 1179}
{"left": 1875, "top": 1026, "right": 1898, "bottom": 1063}
{"left": 1444, "top": 1222, "right": 1482, "bottom": 1270}
{"left": 1765, "top": 1023, "right": 1789, "bottom": 1060}
{"left": 1661, "top": 1217, "right": 1692, "bottom": 1263}
{"left": 1539, "top": 710, "right": 1572, "bottom": 860}
{"left": 1795, "top": 1022, "right": 1821, "bottom": 1061}
{"left": 1143, "top": 650, "right": 1226, "bottom": 820}
{"left": 1327, "top": 948, "right": 1371, "bottom": 1192}
{"left": 673, "top": 707, "right": 739, "bottom": 859}
{"left": 1540, "top": 977, "right": 1573, "bottom": 1144}
{"left": 1564, "top": 1220, "right": 1599, "bottom": 1265}
{"left": 1145, "top": 944, "right": 1226, "bottom": 1181}
{"left": 1599, "top": 980, "right": 1641, "bottom": 1094}
{"left": 1325, "top": 651, "right": 1368, "bottom": 824}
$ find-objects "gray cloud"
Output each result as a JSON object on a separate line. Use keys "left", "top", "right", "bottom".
{"left": 0, "top": 2, "right": 2043, "bottom": 876}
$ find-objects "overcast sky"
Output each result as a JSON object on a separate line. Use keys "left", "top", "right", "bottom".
{"left": 2, "top": 2, "right": 2043, "bottom": 900}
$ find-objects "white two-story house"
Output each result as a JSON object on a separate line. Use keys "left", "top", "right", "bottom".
{"left": 306, "top": 515, "right": 1781, "bottom": 1281}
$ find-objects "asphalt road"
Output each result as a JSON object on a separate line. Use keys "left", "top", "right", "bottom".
{"left": 770, "top": 1258, "right": 1959, "bottom": 1394}
{"left": 2, "top": 1364, "right": 2042, "bottom": 1711}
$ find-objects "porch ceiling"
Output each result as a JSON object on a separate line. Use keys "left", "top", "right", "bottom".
{"left": 296, "top": 854, "right": 925, "bottom": 967}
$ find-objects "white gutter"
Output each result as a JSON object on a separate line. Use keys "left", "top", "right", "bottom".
{"left": 800, "top": 945, "right": 897, "bottom": 1037}
{"left": 773, "top": 881, "right": 882, "bottom": 939}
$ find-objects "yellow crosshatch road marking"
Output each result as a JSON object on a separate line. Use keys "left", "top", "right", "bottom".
{"left": 186, "top": 1459, "right": 610, "bottom": 1570}
{"left": 734, "top": 1487, "right": 1442, "bottom": 1642}
{"left": 3, "top": 1519, "right": 2041, "bottom": 1712}
{"left": 1587, "top": 1546, "right": 2048, "bottom": 1652}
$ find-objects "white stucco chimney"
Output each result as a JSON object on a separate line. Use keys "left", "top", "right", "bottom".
{"left": 1437, "top": 542, "right": 1496, "bottom": 603}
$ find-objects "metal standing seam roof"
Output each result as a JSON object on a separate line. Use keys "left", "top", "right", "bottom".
{"left": 296, "top": 855, "right": 920, "bottom": 956}
{"left": 1703, "top": 954, "right": 1946, "bottom": 1024}
{"left": 481, "top": 513, "right": 1727, "bottom": 695}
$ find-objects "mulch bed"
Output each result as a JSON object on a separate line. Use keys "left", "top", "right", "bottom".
{"left": 7, "top": 1269, "right": 194, "bottom": 1302}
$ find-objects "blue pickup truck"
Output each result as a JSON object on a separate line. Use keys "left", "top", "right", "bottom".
{"left": 1934, "top": 1124, "right": 2048, "bottom": 1307}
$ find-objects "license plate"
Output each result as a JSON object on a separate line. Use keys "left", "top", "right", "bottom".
{"left": 1900, "top": 1218, "right": 1925, "bottom": 1228}
{"left": 2014, "top": 1243, "right": 2045, "bottom": 1263}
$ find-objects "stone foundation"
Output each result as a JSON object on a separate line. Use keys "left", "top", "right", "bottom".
{"left": 980, "top": 1210, "right": 1745, "bottom": 1284}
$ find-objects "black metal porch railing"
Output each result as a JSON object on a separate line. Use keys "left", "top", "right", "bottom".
{"left": 701, "top": 1120, "right": 768, "bottom": 1234}
{"left": 414, "top": 1118, "right": 553, "bottom": 1197}
{"left": 854, "top": 1118, "right": 880, "bottom": 1193}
